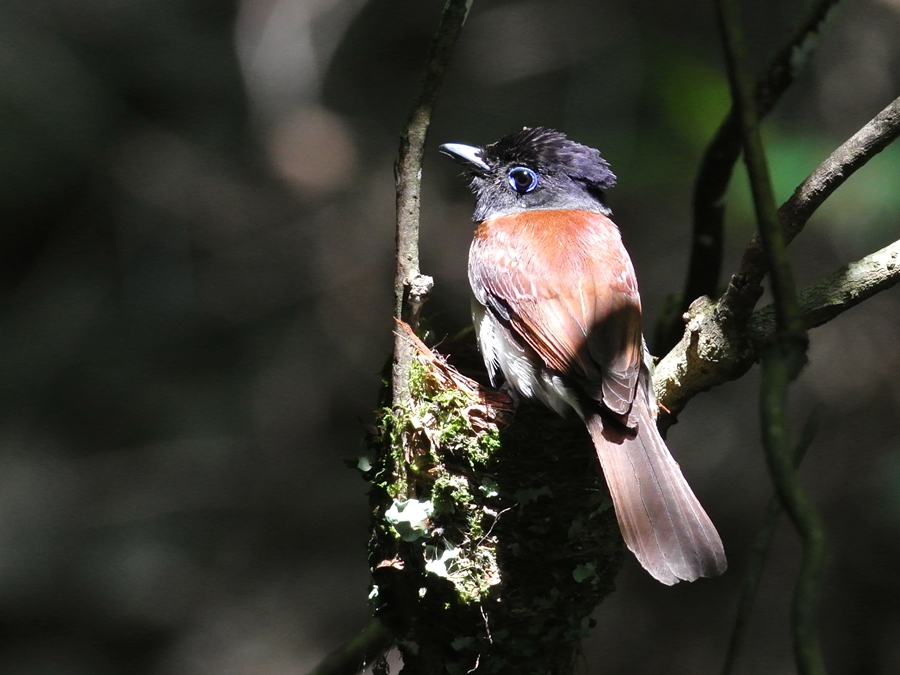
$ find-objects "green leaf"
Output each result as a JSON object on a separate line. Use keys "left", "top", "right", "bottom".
{"left": 384, "top": 499, "right": 434, "bottom": 541}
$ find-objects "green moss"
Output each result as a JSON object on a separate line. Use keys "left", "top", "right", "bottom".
{"left": 370, "top": 355, "right": 506, "bottom": 606}
{"left": 432, "top": 474, "right": 470, "bottom": 517}
{"left": 367, "top": 350, "right": 622, "bottom": 672}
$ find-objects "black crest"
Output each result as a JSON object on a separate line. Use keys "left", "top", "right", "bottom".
{"left": 482, "top": 127, "right": 617, "bottom": 191}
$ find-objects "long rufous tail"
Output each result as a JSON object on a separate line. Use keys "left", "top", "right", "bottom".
{"left": 586, "top": 386, "right": 726, "bottom": 585}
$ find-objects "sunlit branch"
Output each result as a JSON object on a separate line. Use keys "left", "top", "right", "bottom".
{"left": 656, "top": 236, "right": 900, "bottom": 426}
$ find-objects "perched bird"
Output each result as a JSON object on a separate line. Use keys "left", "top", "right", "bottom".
{"left": 439, "top": 127, "right": 726, "bottom": 585}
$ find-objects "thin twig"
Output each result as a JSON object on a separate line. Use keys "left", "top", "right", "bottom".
{"left": 720, "top": 407, "right": 821, "bottom": 675}
{"left": 715, "top": 0, "right": 804, "bottom": 336}
{"left": 715, "top": 1, "right": 822, "bottom": 672}
{"left": 305, "top": 620, "right": 394, "bottom": 675}
{"left": 676, "top": 0, "right": 842, "bottom": 337}
{"left": 392, "top": 0, "right": 473, "bottom": 410}
{"left": 759, "top": 351, "right": 826, "bottom": 675}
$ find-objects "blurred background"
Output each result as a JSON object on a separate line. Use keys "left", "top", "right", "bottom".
{"left": 1, "top": 0, "right": 900, "bottom": 673}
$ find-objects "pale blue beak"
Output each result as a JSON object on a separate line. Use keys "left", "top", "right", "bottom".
{"left": 438, "top": 143, "right": 490, "bottom": 172}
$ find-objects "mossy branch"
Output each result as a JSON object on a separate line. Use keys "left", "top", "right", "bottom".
{"left": 368, "top": 327, "right": 620, "bottom": 674}
{"left": 308, "top": 4, "right": 473, "bottom": 673}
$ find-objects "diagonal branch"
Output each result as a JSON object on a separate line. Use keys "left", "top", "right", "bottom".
{"left": 656, "top": 87, "right": 900, "bottom": 438}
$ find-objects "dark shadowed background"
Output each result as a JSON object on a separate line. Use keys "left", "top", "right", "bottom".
{"left": 2, "top": 0, "right": 900, "bottom": 673}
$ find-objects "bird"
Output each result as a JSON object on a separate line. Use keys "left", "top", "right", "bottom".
{"left": 439, "top": 127, "right": 726, "bottom": 585}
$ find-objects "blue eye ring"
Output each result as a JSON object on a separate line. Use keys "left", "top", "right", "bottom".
{"left": 507, "top": 166, "right": 538, "bottom": 194}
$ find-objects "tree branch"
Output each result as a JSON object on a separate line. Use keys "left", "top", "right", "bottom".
{"left": 759, "top": 352, "right": 826, "bottom": 675}
{"left": 750, "top": 239, "right": 900, "bottom": 335}
{"left": 311, "top": 5, "right": 473, "bottom": 672}
{"left": 392, "top": 0, "right": 472, "bottom": 410}
{"left": 686, "top": 0, "right": 841, "bottom": 300}
{"left": 656, "top": 236, "right": 900, "bottom": 426}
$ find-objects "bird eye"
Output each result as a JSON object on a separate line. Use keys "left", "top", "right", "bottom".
{"left": 507, "top": 166, "right": 538, "bottom": 194}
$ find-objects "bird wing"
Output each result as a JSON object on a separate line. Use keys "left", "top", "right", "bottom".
{"left": 469, "top": 209, "right": 643, "bottom": 416}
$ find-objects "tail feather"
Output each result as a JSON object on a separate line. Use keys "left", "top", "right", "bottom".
{"left": 586, "top": 391, "right": 726, "bottom": 585}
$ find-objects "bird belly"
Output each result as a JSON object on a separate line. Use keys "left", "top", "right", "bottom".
{"left": 472, "top": 299, "right": 581, "bottom": 417}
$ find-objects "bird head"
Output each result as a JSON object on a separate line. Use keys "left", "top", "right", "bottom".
{"left": 439, "top": 127, "right": 617, "bottom": 221}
